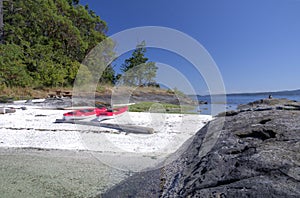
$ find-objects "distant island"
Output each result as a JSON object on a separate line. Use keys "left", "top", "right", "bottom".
{"left": 226, "top": 89, "right": 300, "bottom": 96}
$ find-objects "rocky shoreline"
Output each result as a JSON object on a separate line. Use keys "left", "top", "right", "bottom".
{"left": 103, "top": 98, "right": 300, "bottom": 197}
{"left": 3, "top": 89, "right": 197, "bottom": 110}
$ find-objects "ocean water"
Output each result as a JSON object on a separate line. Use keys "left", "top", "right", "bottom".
{"left": 192, "top": 93, "right": 300, "bottom": 115}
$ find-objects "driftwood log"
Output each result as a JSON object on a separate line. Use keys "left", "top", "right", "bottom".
{"left": 55, "top": 119, "right": 154, "bottom": 134}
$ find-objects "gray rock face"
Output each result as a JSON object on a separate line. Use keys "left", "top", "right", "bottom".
{"left": 160, "top": 110, "right": 300, "bottom": 198}
{"left": 238, "top": 98, "right": 300, "bottom": 111}
{"left": 103, "top": 99, "right": 300, "bottom": 198}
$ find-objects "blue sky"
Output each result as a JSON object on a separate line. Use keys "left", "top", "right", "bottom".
{"left": 80, "top": 0, "right": 300, "bottom": 94}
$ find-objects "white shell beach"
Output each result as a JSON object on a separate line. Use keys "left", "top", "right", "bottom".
{"left": 0, "top": 105, "right": 211, "bottom": 153}
{"left": 0, "top": 104, "right": 212, "bottom": 196}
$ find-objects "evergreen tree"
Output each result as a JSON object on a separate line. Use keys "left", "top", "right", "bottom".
{"left": 0, "top": 0, "right": 111, "bottom": 88}
{"left": 99, "top": 64, "right": 116, "bottom": 85}
{"left": 121, "top": 41, "right": 157, "bottom": 86}
{"left": 67, "top": 0, "right": 80, "bottom": 6}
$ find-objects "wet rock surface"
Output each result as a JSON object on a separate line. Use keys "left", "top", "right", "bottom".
{"left": 103, "top": 99, "right": 300, "bottom": 197}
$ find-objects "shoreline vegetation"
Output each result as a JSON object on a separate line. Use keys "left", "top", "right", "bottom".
{"left": 1, "top": 0, "right": 113, "bottom": 89}
{"left": 0, "top": 0, "right": 163, "bottom": 104}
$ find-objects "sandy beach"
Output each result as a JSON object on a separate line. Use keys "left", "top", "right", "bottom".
{"left": 0, "top": 104, "right": 212, "bottom": 196}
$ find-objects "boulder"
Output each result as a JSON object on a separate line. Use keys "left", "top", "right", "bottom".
{"left": 102, "top": 102, "right": 300, "bottom": 197}
{"left": 159, "top": 109, "right": 300, "bottom": 197}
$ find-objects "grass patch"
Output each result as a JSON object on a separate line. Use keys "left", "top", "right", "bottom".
{"left": 129, "top": 102, "right": 195, "bottom": 114}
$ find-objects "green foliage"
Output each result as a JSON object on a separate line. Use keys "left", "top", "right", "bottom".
{"left": 1, "top": 0, "right": 109, "bottom": 88}
{"left": 121, "top": 41, "right": 158, "bottom": 86}
{"left": 121, "top": 41, "right": 148, "bottom": 73}
{"left": 74, "top": 64, "right": 93, "bottom": 87}
{"left": 81, "top": 38, "right": 116, "bottom": 86}
{"left": 67, "top": 0, "right": 80, "bottom": 6}
{"left": 99, "top": 64, "right": 116, "bottom": 85}
{"left": 0, "top": 44, "right": 32, "bottom": 87}
{"left": 173, "top": 87, "right": 186, "bottom": 97}
{"left": 129, "top": 102, "right": 194, "bottom": 114}
{"left": 129, "top": 102, "right": 179, "bottom": 112}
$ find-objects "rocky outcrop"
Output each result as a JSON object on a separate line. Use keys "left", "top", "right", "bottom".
{"left": 102, "top": 99, "right": 300, "bottom": 197}
{"left": 238, "top": 98, "right": 300, "bottom": 111}
{"left": 12, "top": 90, "right": 197, "bottom": 109}
{"left": 41, "top": 90, "right": 197, "bottom": 108}
{"left": 96, "top": 91, "right": 197, "bottom": 106}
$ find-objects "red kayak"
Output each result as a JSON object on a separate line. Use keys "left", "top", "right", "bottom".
{"left": 63, "top": 107, "right": 107, "bottom": 120}
{"left": 97, "top": 106, "right": 128, "bottom": 121}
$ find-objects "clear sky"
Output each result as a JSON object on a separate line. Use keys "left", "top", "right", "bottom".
{"left": 80, "top": 0, "right": 300, "bottom": 94}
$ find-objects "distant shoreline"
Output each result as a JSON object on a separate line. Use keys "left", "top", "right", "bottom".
{"left": 191, "top": 88, "right": 300, "bottom": 97}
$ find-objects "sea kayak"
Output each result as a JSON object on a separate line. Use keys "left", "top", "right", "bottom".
{"left": 63, "top": 107, "right": 107, "bottom": 120}
{"left": 97, "top": 106, "right": 128, "bottom": 122}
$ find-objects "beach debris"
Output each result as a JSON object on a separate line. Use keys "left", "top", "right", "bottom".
{"left": 25, "top": 99, "right": 45, "bottom": 104}
{"left": 48, "top": 90, "right": 72, "bottom": 98}
{"left": 35, "top": 114, "right": 47, "bottom": 117}
{"left": 0, "top": 108, "right": 16, "bottom": 114}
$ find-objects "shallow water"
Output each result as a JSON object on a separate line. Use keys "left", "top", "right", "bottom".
{"left": 0, "top": 148, "right": 128, "bottom": 197}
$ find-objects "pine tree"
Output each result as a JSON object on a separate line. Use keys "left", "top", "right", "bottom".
{"left": 99, "top": 64, "right": 116, "bottom": 85}
{"left": 121, "top": 41, "right": 157, "bottom": 86}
